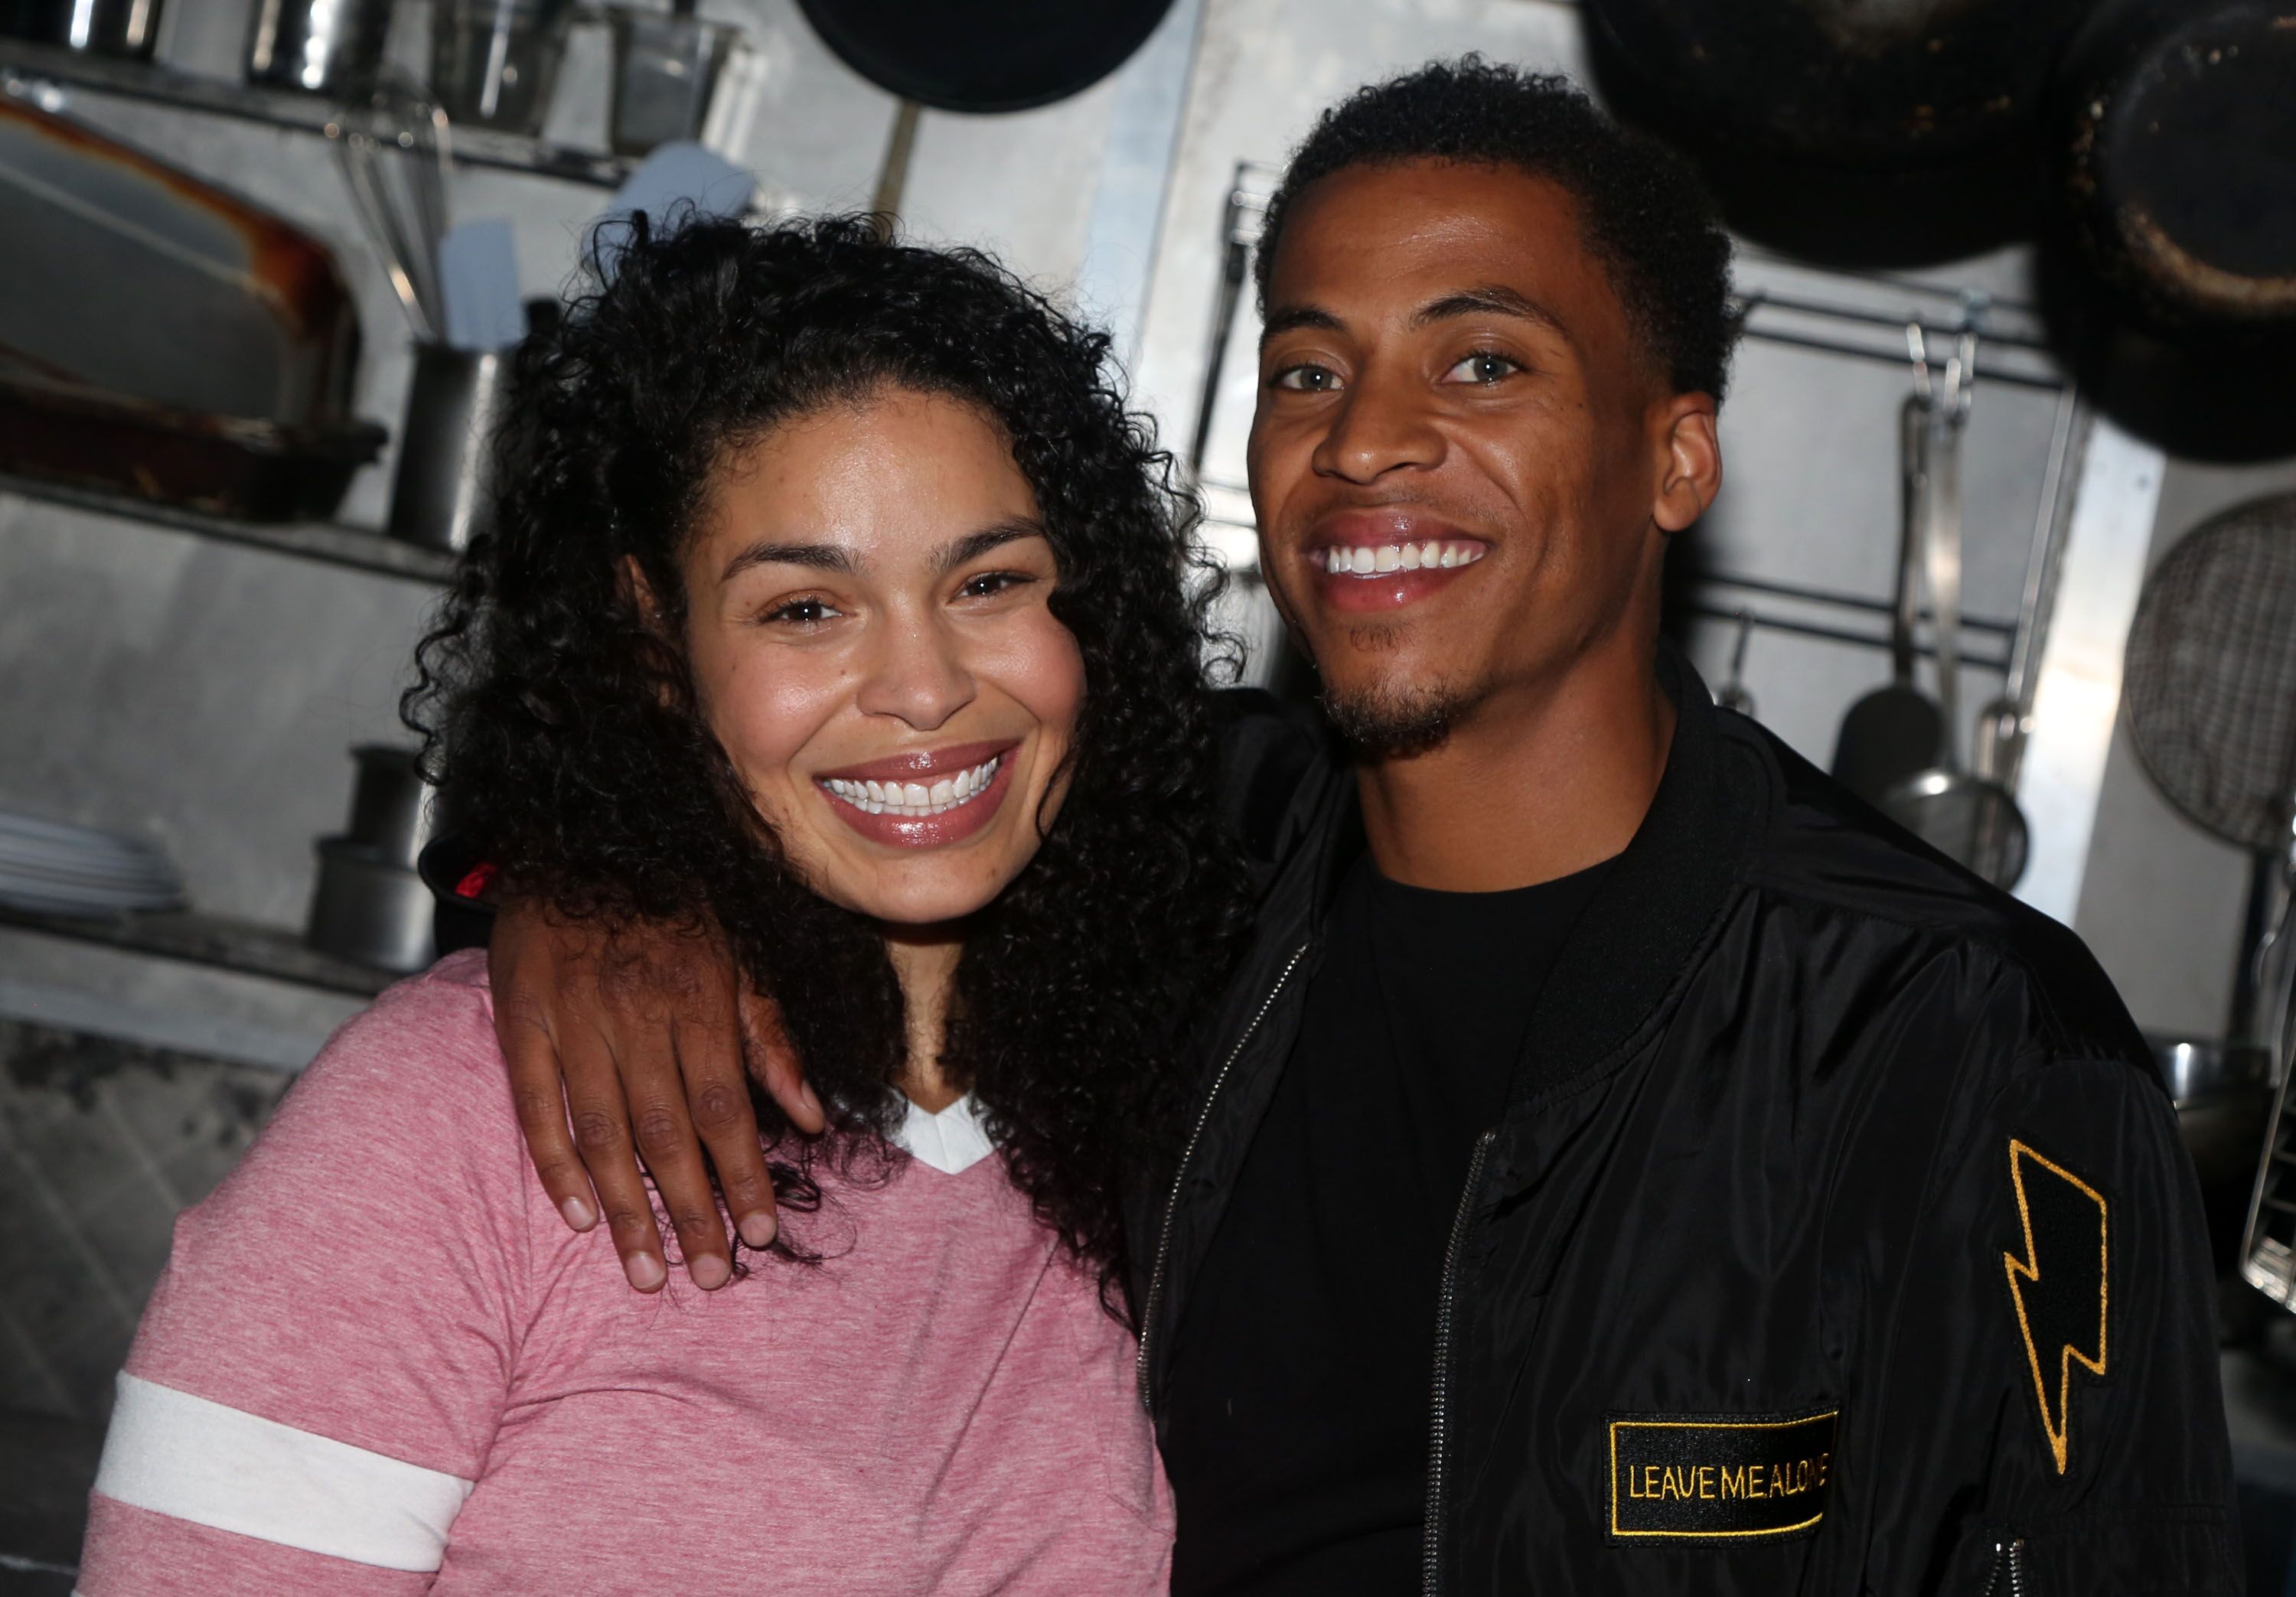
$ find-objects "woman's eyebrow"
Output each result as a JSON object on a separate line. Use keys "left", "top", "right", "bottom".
{"left": 719, "top": 541, "right": 859, "bottom": 582}
{"left": 932, "top": 519, "right": 1046, "bottom": 576}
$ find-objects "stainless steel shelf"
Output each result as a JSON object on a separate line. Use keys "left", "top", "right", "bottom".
{"left": 0, "top": 39, "right": 634, "bottom": 189}
{"left": 0, "top": 472, "right": 455, "bottom": 583}
{"left": 0, "top": 904, "right": 399, "bottom": 998}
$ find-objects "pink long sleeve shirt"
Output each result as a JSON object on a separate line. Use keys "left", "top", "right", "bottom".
{"left": 79, "top": 950, "right": 1173, "bottom": 1594}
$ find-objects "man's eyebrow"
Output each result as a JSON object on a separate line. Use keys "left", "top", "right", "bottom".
{"left": 1413, "top": 285, "right": 1567, "bottom": 335}
{"left": 934, "top": 519, "right": 1046, "bottom": 576}
{"left": 719, "top": 541, "right": 859, "bottom": 583}
{"left": 1259, "top": 304, "right": 1344, "bottom": 344}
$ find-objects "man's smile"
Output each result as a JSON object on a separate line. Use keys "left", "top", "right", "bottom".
{"left": 1296, "top": 508, "right": 1492, "bottom": 612}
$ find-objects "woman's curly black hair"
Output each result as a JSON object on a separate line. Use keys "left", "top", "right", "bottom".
{"left": 406, "top": 213, "right": 1254, "bottom": 1315}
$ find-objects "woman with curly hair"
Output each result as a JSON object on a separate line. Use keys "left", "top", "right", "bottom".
{"left": 77, "top": 213, "right": 1252, "bottom": 1593}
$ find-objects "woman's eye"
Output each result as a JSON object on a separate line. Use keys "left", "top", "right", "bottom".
{"left": 958, "top": 571, "right": 1032, "bottom": 600}
{"left": 762, "top": 596, "right": 843, "bottom": 626}
{"left": 1271, "top": 363, "right": 1343, "bottom": 393}
{"left": 1443, "top": 350, "right": 1521, "bottom": 385}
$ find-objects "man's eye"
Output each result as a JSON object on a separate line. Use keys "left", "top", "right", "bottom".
{"left": 1443, "top": 351, "right": 1521, "bottom": 385}
{"left": 1272, "top": 363, "right": 1343, "bottom": 393}
{"left": 762, "top": 596, "right": 842, "bottom": 625}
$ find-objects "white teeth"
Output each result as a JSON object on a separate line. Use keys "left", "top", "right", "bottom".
{"left": 825, "top": 755, "right": 1001, "bottom": 819}
{"left": 1323, "top": 539, "right": 1486, "bottom": 578}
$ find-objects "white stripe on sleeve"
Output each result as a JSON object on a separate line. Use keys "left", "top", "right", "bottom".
{"left": 93, "top": 1373, "right": 475, "bottom": 1572}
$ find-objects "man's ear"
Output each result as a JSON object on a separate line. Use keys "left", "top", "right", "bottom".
{"left": 1650, "top": 393, "right": 1722, "bottom": 536}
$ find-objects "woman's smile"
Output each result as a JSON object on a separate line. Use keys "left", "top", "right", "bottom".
{"left": 815, "top": 738, "right": 1019, "bottom": 846}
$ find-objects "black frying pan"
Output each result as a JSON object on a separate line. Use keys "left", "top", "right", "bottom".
{"left": 796, "top": 0, "right": 1177, "bottom": 115}
{"left": 1580, "top": 0, "right": 2093, "bottom": 169}
{"left": 2047, "top": 0, "right": 2296, "bottom": 332}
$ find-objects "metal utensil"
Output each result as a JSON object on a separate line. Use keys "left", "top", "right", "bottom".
{"left": 326, "top": 73, "right": 455, "bottom": 339}
{"left": 1, "top": 0, "right": 165, "bottom": 60}
{"left": 1878, "top": 327, "right": 2031, "bottom": 888}
{"left": 1830, "top": 381, "right": 1944, "bottom": 802}
{"left": 1716, "top": 611, "right": 1756, "bottom": 716}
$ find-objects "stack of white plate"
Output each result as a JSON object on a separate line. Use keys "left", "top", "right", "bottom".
{"left": 0, "top": 810, "right": 185, "bottom": 917}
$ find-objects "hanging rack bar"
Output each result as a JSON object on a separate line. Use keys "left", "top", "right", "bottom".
{"left": 1684, "top": 601, "right": 2011, "bottom": 674}
{"left": 1732, "top": 321, "right": 2066, "bottom": 391}
{"left": 1694, "top": 569, "right": 2017, "bottom": 638}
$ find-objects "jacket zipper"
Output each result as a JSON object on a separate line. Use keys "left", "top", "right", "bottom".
{"left": 1422, "top": 1125, "right": 1499, "bottom": 1595}
{"left": 1979, "top": 1537, "right": 2026, "bottom": 1597}
{"left": 1136, "top": 943, "right": 1309, "bottom": 1411}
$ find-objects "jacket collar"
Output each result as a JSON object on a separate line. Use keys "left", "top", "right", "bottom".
{"left": 1265, "top": 644, "right": 1763, "bottom": 1107}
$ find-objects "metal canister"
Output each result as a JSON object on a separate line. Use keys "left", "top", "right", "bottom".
{"left": 387, "top": 342, "right": 510, "bottom": 552}
{"left": 245, "top": 0, "right": 394, "bottom": 94}
{"left": 0, "top": 0, "right": 165, "bottom": 60}
{"left": 430, "top": 0, "right": 576, "bottom": 135}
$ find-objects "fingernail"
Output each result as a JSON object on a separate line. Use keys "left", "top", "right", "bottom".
{"left": 625, "top": 1253, "right": 665, "bottom": 1291}
{"left": 739, "top": 1212, "right": 778, "bottom": 1250}
{"left": 560, "top": 1196, "right": 596, "bottom": 1230}
{"left": 690, "top": 1254, "right": 730, "bottom": 1289}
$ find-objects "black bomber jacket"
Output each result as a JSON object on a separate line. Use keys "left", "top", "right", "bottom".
{"left": 1130, "top": 650, "right": 2240, "bottom": 1595}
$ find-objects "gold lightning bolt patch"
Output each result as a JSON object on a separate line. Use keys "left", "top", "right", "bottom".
{"left": 2002, "top": 1139, "right": 2108, "bottom": 1475}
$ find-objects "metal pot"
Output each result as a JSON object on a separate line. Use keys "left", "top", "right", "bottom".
{"left": 344, "top": 745, "right": 437, "bottom": 872}
{"left": 307, "top": 837, "right": 436, "bottom": 973}
{"left": 2156, "top": 1034, "right": 2275, "bottom": 1272}
{"left": 388, "top": 343, "right": 510, "bottom": 552}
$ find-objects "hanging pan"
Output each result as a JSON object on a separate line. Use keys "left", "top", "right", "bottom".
{"left": 2047, "top": 0, "right": 2296, "bottom": 336}
{"left": 795, "top": 0, "right": 1176, "bottom": 115}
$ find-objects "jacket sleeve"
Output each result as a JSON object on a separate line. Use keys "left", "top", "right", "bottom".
{"left": 1861, "top": 1054, "right": 2241, "bottom": 1595}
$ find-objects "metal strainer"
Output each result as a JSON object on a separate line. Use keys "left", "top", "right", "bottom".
{"left": 2123, "top": 493, "right": 2296, "bottom": 856}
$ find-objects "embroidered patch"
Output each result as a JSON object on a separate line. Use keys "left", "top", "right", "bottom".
{"left": 2002, "top": 1137, "right": 2108, "bottom": 1475}
{"left": 1606, "top": 1410, "right": 1838, "bottom": 1542}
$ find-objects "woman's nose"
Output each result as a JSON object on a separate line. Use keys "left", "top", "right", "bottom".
{"left": 853, "top": 614, "right": 977, "bottom": 732}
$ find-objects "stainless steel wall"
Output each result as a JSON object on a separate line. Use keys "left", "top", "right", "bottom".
{"left": 0, "top": 0, "right": 2272, "bottom": 1062}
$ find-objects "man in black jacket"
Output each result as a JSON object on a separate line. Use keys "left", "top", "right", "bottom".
{"left": 475, "top": 59, "right": 2238, "bottom": 1594}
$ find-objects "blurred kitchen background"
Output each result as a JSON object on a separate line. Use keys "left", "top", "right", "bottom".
{"left": 2, "top": 0, "right": 2294, "bottom": 1588}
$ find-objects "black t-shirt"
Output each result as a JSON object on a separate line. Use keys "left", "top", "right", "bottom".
{"left": 1163, "top": 848, "right": 1616, "bottom": 1595}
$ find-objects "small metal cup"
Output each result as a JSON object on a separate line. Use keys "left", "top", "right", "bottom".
{"left": 388, "top": 343, "right": 509, "bottom": 552}
{"left": 245, "top": 0, "right": 393, "bottom": 93}
{"left": 429, "top": 0, "right": 575, "bottom": 135}
{"left": 606, "top": 6, "right": 740, "bottom": 157}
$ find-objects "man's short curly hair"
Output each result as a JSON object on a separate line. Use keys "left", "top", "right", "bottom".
{"left": 1255, "top": 56, "right": 1735, "bottom": 402}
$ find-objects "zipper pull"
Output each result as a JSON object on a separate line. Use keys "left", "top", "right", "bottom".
{"left": 1979, "top": 1536, "right": 2026, "bottom": 1597}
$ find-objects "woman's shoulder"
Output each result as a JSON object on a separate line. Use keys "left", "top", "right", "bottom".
{"left": 266, "top": 949, "right": 520, "bottom": 1175}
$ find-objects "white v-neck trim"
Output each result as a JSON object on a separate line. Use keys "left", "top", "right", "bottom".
{"left": 886, "top": 1092, "right": 996, "bottom": 1176}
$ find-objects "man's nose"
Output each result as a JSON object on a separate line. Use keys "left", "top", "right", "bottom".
{"left": 853, "top": 613, "right": 978, "bottom": 732}
{"left": 1310, "top": 366, "right": 1444, "bottom": 483}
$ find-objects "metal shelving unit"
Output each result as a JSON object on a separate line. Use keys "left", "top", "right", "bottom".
{"left": 0, "top": 39, "right": 634, "bottom": 188}
{"left": 0, "top": 904, "right": 398, "bottom": 999}
{"left": 0, "top": 472, "right": 456, "bottom": 583}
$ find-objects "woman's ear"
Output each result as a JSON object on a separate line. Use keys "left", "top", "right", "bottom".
{"left": 619, "top": 556, "right": 670, "bottom": 637}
